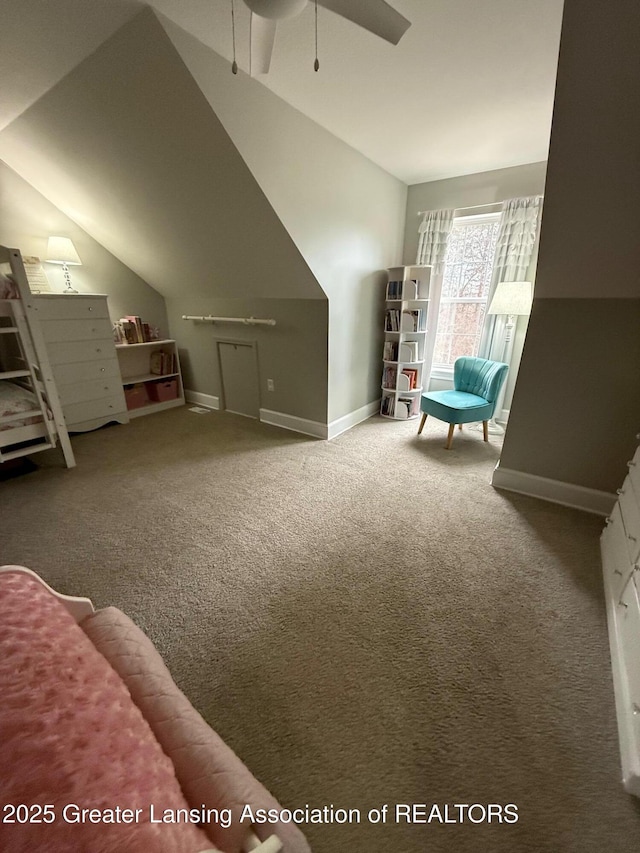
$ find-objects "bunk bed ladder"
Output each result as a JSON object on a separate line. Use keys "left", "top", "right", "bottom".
{"left": 0, "top": 248, "right": 75, "bottom": 468}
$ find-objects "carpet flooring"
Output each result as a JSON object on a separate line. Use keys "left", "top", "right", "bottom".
{"left": 1, "top": 407, "right": 639, "bottom": 852}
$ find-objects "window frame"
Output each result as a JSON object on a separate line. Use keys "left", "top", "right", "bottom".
{"left": 430, "top": 211, "right": 501, "bottom": 381}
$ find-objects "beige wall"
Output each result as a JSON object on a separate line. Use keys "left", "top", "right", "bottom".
{"left": 166, "top": 298, "right": 328, "bottom": 424}
{"left": 500, "top": 0, "right": 640, "bottom": 493}
{"left": 0, "top": 159, "right": 168, "bottom": 333}
{"left": 404, "top": 163, "right": 547, "bottom": 263}
{"left": 0, "top": 8, "right": 329, "bottom": 426}
{"left": 161, "top": 15, "right": 406, "bottom": 424}
{"left": 0, "top": 9, "right": 324, "bottom": 303}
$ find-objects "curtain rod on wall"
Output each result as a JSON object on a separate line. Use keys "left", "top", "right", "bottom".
{"left": 416, "top": 201, "right": 502, "bottom": 216}
{"left": 417, "top": 195, "right": 543, "bottom": 216}
{"left": 182, "top": 315, "right": 276, "bottom": 327}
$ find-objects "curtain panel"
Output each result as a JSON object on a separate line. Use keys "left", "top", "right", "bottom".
{"left": 478, "top": 195, "right": 543, "bottom": 362}
{"left": 416, "top": 209, "right": 455, "bottom": 273}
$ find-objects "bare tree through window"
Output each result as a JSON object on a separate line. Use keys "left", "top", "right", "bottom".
{"left": 433, "top": 214, "right": 500, "bottom": 368}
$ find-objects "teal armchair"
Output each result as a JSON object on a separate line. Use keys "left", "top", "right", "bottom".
{"left": 417, "top": 356, "right": 509, "bottom": 449}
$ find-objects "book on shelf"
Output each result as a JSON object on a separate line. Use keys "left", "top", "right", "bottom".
{"left": 400, "top": 309, "right": 426, "bottom": 333}
{"left": 383, "top": 341, "right": 399, "bottom": 361}
{"left": 381, "top": 394, "right": 395, "bottom": 417}
{"left": 115, "top": 315, "right": 161, "bottom": 344}
{"left": 401, "top": 368, "right": 418, "bottom": 389}
{"left": 150, "top": 350, "right": 176, "bottom": 376}
{"left": 395, "top": 397, "right": 413, "bottom": 419}
{"left": 385, "top": 309, "right": 401, "bottom": 332}
{"left": 399, "top": 341, "right": 419, "bottom": 362}
{"left": 382, "top": 366, "right": 397, "bottom": 389}
{"left": 386, "top": 280, "right": 403, "bottom": 299}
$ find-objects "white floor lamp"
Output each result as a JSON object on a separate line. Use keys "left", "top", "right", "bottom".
{"left": 482, "top": 280, "right": 533, "bottom": 435}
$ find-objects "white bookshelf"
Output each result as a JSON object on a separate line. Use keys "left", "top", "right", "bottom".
{"left": 380, "top": 266, "right": 431, "bottom": 420}
{"left": 116, "top": 339, "right": 185, "bottom": 418}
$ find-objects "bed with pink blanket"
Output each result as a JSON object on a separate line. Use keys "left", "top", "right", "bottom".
{"left": 0, "top": 566, "right": 311, "bottom": 853}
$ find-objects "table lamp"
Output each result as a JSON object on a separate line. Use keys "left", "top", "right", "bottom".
{"left": 46, "top": 237, "right": 82, "bottom": 294}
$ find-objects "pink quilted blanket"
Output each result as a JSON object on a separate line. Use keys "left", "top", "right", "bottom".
{"left": 0, "top": 571, "right": 216, "bottom": 853}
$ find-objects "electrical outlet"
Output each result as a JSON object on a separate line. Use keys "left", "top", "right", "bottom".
{"left": 267, "top": 379, "right": 274, "bottom": 392}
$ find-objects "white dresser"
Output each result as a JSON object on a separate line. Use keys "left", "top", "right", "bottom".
{"left": 33, "top": 294, "right": 129, "bottom": 433}
{"left": 601, "top": 436, "right": 640, "bottom": 796}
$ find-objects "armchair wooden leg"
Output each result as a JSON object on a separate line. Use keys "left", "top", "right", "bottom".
{"left": 458, "top": 424, "right": 463, "bottom": 430}
{"left": 482, "top": 420, "right": 489, "bottom": 442}
{"left": 445, "top": 423, "right": 455, "bottom": 450}
{"left": 418, "top": 413, "right": 428, "bottom": 435}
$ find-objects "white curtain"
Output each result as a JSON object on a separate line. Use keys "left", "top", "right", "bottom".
{"left": 416, "top": 209, "right": 455, "bottom": 273}
{"left": 478, "top": 195, "right": 543, "bottom": 361}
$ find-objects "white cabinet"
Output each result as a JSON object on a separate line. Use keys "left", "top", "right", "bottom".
{"left": 601, "top": 439, "right": 640, "bottom": 797}
{"left": 116, "top": 339, "right": 185, "bottom": 418}
{"left": 380, "top": 265, "right": 432, "bottom": 420}
{"left": 33, "top": 294, "right": 129, "bottom": 433}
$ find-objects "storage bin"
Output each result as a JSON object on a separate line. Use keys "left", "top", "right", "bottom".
{"left": 123, "top": 383, "right": 150, "bottom": 410}
{"left": 147, "top": 378, "right": 178, "bottom": 403}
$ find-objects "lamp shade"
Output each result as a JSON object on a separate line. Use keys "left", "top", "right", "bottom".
{"left": 487, "top": 281, "right": 532, "bottom": 316}
{"left": 46, "top": 236, "right": 82, "bottom": 266}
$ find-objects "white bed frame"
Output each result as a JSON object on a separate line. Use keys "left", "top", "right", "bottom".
{"left": 0, "top": 246, "right": 75, "bottom": 468}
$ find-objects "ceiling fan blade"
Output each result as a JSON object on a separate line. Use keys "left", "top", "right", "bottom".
{"left": 317, "top": 0, "right": 411, "bottom": 45}
{"left": 250, "top": 14, "right": 278, "bottom": 75}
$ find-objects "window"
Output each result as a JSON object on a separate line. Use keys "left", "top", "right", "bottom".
{"left": 432, "top": 213, "right": 500, "bottom": 372}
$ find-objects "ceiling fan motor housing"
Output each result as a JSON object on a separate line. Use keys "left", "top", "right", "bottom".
{"left": 244, "top": 0, "right": 308, "bottom": 20}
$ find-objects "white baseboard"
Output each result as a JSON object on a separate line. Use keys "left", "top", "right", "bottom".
{"left": 188, "top": 398, "right": 378, "bottom": 441}
{"left": 185, "top": 390, "right": 220, "bottom": 410}
{"left": 259, "top": 408, "right": 327, "bottom": 439}
{"left": 491, "top": 461, "right": 616, "bottom": 516}
{"left": 327, "top": 399, "right": 380, "bottom": 440}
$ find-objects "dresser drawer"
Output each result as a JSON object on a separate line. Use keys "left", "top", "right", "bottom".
{"left": 54, "top": 358, "right": 121, "bottom": 385}
{"left": 602, "top": 503, "right": 634, "bottom": 599}
{"left": 628, "top": 446, "right": 640, "bottom": 500}
{"left": 40, "top": 317, "right": 113, "bottom": 344}
{"left": 618, "top": 577, "right": 640, "bottom": 710}
{"left": 618, "top": 477, "right": 640, "bottom": 565}
{"left": 64, "top": 394, "right": 126, "bottom": 427}
{"left": 46, "top": 338, "right": 116, "bottom": 365}
{"left": 34, "top": 296, "right": 109, "bottom": 321}
{"left": 57, "top": 377, "right": 124, "bottom": 406}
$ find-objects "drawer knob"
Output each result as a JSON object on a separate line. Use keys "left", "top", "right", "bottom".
{"left": 629, "top": 535, "right": 638, "bottom": 543}
{"left": 614, "top": 569, "right": 623, "bottom": 576}
{"left": 88, "top": 307, "right": 93, "bottom": 312}
{"left": 619, "top": 600, "right": 628, "bottom": 609}
{"left": 617, "top": 488, "right": 624, "bottom": 495}
{"left": 100, "top": 368, "right": 105, "bottom": 373}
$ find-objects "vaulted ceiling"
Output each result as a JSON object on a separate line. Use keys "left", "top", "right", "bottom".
{"left": 1, "top": 0, "right": 564, "bottom": 184}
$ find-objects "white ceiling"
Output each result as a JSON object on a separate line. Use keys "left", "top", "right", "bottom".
{"left": 0, "top": 0, "right": 564, "bottom": 184}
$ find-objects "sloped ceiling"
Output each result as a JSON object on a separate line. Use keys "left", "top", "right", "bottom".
{"left": 1, "top": 0, "right": 564, "bottom": 184}
{"left": 0, "top": 7, "right": 324, "bottom": 301}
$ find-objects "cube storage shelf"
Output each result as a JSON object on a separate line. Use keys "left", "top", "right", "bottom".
{"left": 116, "top": 339, "right": 184, "bottom": 419}
{"left": 380, "top": 266, "right": 432, "bottom": 420}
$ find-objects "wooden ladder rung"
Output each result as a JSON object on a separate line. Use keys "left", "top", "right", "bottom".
{"left": 0, "top": 441, "right": 55, "bottom": 462}
{"left": 0, "top": 369, "right": 31, "bottom": 380}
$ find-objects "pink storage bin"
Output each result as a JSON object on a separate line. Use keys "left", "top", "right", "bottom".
{"left": 147, "top": 379, "right": 178, "bottom": 403}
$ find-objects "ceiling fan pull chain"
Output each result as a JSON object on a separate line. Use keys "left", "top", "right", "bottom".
{"left": 314, "top": 0, "right": 319, "bottom": 71}
{"left": 231, "top": 0, "right": 238, "bottom": 74}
